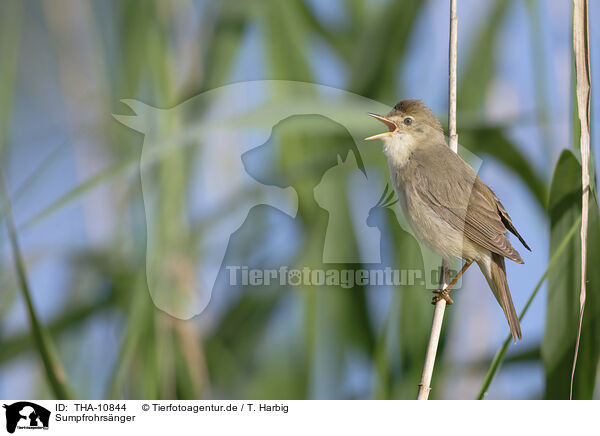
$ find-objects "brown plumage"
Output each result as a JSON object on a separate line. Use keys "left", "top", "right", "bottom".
{"left": 367, "top": 99, "right": 531, "bottom": 342}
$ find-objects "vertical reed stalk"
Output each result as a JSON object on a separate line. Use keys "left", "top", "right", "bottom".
{"left": 417, "top": 0, "right": 458, "bottom": 400}
{"left": 570, "top": 0, "right": 591, "bottom": 400}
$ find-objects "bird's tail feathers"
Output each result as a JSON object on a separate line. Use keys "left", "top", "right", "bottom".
{"left": 480, "top": 253, "right": 522, "bottom": 343}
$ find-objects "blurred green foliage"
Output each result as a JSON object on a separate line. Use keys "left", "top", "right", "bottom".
{"left": 543, "top": 150, "right": 600, "bottom": 399}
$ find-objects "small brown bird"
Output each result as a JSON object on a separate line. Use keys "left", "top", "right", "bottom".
{"left": 366, "top": 99, "right": 531, "bottom": 342}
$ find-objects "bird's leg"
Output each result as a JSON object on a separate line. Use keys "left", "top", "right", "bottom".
{"left": 444, "top": 260, "right": 473, "bottom": 292}
{"left": 431, "top": 261, "right": 473, "bottom": 305}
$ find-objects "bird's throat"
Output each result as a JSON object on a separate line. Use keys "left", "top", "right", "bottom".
{"left": 383, "top": 133, "right": 415, "bottom": 168}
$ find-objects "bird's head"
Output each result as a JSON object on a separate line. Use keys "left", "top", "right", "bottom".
{"left": 365, "top": 99, "right": 444, "bottom": 156}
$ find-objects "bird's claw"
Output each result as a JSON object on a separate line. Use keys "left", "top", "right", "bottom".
{"left": 432, "top": 289, "right": 454, "bottom": 305}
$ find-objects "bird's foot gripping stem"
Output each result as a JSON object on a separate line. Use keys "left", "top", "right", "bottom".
{"left": 432, "top": 289, "right": 454, "bottom": 305}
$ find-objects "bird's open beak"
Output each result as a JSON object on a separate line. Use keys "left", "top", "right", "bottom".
{"left": 365, "top": 113, "right": 397, "bottom": 140}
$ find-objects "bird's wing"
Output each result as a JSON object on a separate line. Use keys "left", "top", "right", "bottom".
{"left": 411, "top": 148, "right": 524, "bottom": 263}
{"left": 494, "top": 196, "right": 531, "bottom": 251}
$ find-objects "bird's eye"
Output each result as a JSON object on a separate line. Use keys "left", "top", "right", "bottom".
{"left": 404, "top": 117, "right": 413, "bottom": 126}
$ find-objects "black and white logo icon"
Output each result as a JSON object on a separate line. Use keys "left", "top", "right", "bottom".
{"left": 3, "top": 402, "right": 50, "bottom": 434}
